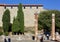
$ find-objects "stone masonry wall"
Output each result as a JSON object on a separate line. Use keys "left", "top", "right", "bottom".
{"left": 0, "top": 5, "right": 44, "bottom": 27}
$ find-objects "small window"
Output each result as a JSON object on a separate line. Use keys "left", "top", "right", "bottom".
{"left": 4, "top": 6, "right": 6, "bottom": 9}
{"left": 24, "top": 6, "right": 25, "bottom": 9}
{"left": 36, "top": 6, "right": 38, "bottom": 9}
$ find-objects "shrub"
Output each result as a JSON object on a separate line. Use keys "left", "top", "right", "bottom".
{"left": 4, "top": 32, "right": 9, "bottom": 36}
{"left": 0, "top": 32, "right": 3, "bottom": 36}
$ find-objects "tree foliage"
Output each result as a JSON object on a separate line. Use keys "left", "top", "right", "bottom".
{"left": 2, "top": 9, "right": 10, "bottom": 32}
{"left": 12, "top": 3, "right": 24, "bottom": 34}
{"left": 12, "top": 17, "right": 20, "bottom": 33}
{"left": 38, "top": 10, "right": 60, "bottom": 33}
{"left": 17, "top": 3, "right": 24, "bottom": 34}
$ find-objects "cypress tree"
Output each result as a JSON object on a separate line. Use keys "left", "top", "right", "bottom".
{"left": 2, "top": 9, "right": 10, "bottom": 33}
{"left": 12, "top": 17, "right": 20, "bottom": 33}
{"left": 17, "top": 3, "right": 24, "bottom": 34}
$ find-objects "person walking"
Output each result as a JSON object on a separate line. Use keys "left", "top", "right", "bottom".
{"left": 8, "top": 36, "right": 11, "bottom": 42}
{"left": 46, "top": 34, "right": 49, "bottom": 40}
{"left": 8, "top": 38, "right": 11, "bottom": 42}
{"left": 32, "top": 35, "right": 35, "bottom": 40}
{"left": 4, "top": 38, "right": 7, "bottom": 42}
{"left": 40, "top": 36, "right": 43, "bottom": 42}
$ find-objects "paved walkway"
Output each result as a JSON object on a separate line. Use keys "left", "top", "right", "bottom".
{"left": 0, "top": 36, "right": 60, "bottom": 42}
{"left": 44, "top": 40, "right": 60, "bottom": 42}
{"left": 0, "top": 40, "right": 60, "bottom": 42}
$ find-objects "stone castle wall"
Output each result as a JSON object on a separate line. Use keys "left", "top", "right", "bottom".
{"left": 0, "top": 4, "right": 44, "bottom": 27}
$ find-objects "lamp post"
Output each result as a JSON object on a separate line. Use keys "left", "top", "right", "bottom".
{"left": 34, "top": 13, "right": 38, "bottom": 42}
{"left": 51, "top": 13, "right": 55, "bottom": 40}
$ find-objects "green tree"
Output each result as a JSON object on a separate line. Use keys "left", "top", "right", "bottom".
{"left": 12, "top": 17, "right": 20, "bottom": 33}
{"left": 2, "top": 9, "right": 10, "bottom": 33}
{"left": 38, "top": 10, "right": 60, "bottom": 33}
{"left": 17, "top": 3, "right": 24, "bottom": 34}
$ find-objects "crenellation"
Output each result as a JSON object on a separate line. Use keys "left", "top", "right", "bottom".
{"left": 1, "top": 6, "right": 43, "bottom": 10}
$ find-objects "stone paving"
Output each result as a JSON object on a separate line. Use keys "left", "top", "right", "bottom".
{"left": 0, "top": 39, "right": 60, "bottom": 42}
{"left": 0, "top": 35, "right": 60, "bottom": 42}
{"left": 0, "top": 40, "right": 60, "bottom": 42}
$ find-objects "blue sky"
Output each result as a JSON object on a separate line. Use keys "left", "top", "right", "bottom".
{"left": 0, "top": 0, "right": 60, "bottom": 10}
